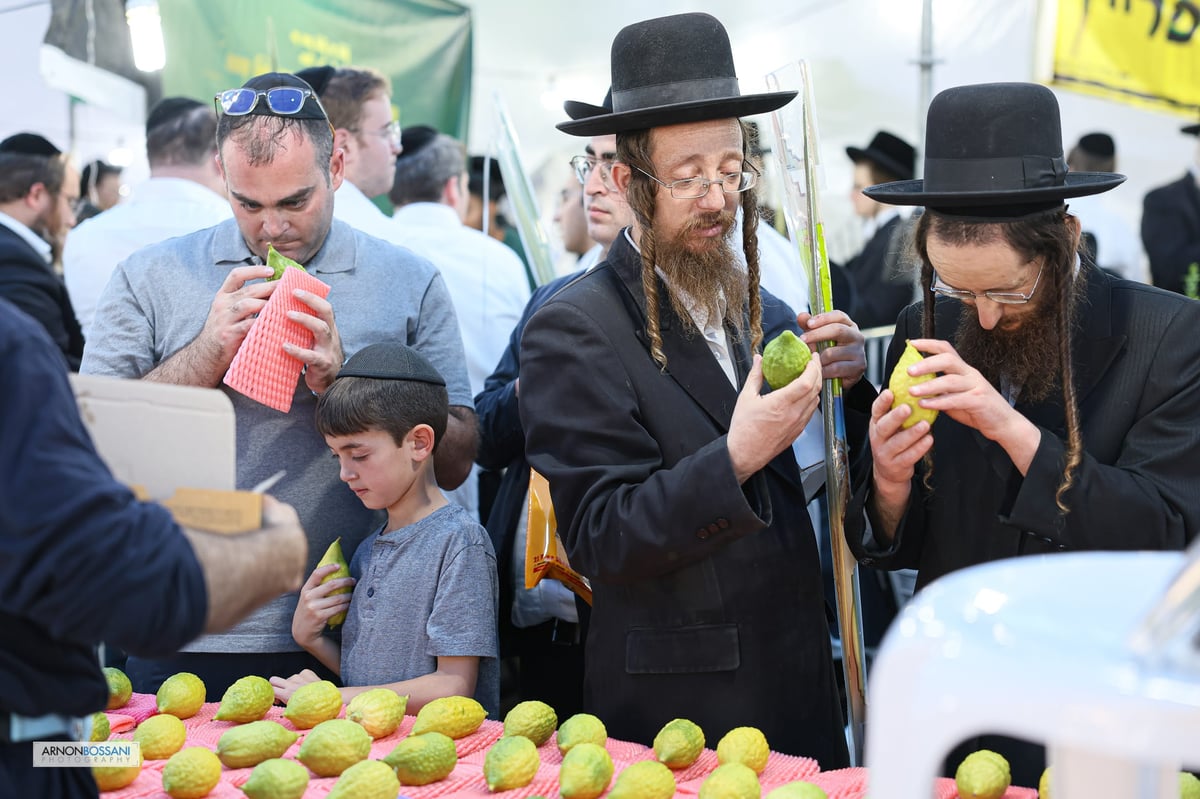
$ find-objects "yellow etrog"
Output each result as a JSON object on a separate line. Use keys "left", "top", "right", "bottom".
{"left": 888, "top": 340, "right": 939, "bottom": 429}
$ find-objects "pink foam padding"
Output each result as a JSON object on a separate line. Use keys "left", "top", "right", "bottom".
{"left": 100, "top": 696, "right": 1039, "bottom": 799}
{"left": 223, "top": 266, "right": 331, "bottom": 413}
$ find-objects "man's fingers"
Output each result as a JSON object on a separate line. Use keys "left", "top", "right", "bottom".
{"left": 221, "top": 264, "right": 275, "bottom": 293}
{"left": 741, "top": 354, "right": 764, "bottom": 396}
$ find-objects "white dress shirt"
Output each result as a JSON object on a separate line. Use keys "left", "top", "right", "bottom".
{"left": 393, "top": 202, "right": 532, "bottom": 519}
{"left": 63, "top": 178, "right": 231, "bottom": 339}
{"left": 332, "top": 181, "right": 400, "bottom": 241}
{"left": 0, "top": 211, "right": 51, "bottom": 262}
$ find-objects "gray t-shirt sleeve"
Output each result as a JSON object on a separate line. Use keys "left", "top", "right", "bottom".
{"left": 426, "top": 540, "right": 499, "bottom": 660}
{"left": 80, "top": 262, "right": 156, "bottom": 378}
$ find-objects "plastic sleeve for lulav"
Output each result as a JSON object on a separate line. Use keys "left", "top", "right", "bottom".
{"left": 223, "top": 265, "right": 331, "bottom": 413}
{"left": 525, "top": 469, "right": 592, "bottom": 605}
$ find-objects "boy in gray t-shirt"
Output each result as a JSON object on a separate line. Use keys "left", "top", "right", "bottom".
{"left": 269, "top": 342, "right": 500, "bottom": 716}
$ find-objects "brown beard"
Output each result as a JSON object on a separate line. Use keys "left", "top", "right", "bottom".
{"left": 953, "top": 270, "right": 1080, "bottom": 403}
{"left": 655, "top": 210, "right": 748, "bottom": 336}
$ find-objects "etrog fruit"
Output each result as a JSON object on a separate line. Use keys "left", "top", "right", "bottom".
{"left": 297, "top": 718, "right": 372, "bottom": 777}
{"left": 104, "top": 667, "right": 132, "bottom": 710}
{"left": 241, "top": 758, "right": 310, "bottom": 799}
{"left": 411, "top": 695, "right": 487, "bottom": 739}
{"left": 316, "top": 537, "right": 352, "bottom": 628}
{"left": 89, "top": 712, "right": 109, "bottom": 742}
{"left": 215, "top": 675, "right": 274, "bottom": 723}
{"left": 766, "top": 781, "right": 828, "bottom": 799}
{"left": 556, "top": 713, "right": 607, "bottom": 755}
{"left": 266, "top": 244, "right": 306, "bottom": 281}
{"left": 888, "top": 340, "right": 939, "bottom": 429}
{"left": 134, "top": 713, "right": 187, "bottom": 760}
{"left": 504, "top": 699, "right": 557, "bottom": 746}
{"left": 156, "top": 672, "right": 206, "bottom": 720}
{"left": 483, "top": 735, "right": 540, "bottom": 792}
{"left": 717, "top": 726, "right": 770, "bottom": 774}
{"left": 216, "top": 720, "right": 298, "bottom": 768}
{"left": 653, "top": 718, "right": 704, "bottom": 770}
{"left": 762, "top": 330, "right": 812, "bottom": 390}
{"left": 559, "top": 742, "right": 614, "bottom": 799}
{"left": 608, "top": 759, "right": 676, "bottom": 799}
{"left": 93, "top": 755, "right": 142, "bottom": 792}
{"left": 283, "top": 680, "right": 343, "bottom": 729}
{"left": 1181, "top": 772, "right": 1200, "bottom": 799}
{"left": 162, "top": 746, "right": 221, "bottom": 799}
{"left": 698, "top": 761, "right": 761, "bottom": 799}
{"left": 326, "top": 758, "right": 401, "bottom": 799}
{"left": 383, "top": 731, "right": 458, "bottom": 785}
{"left": 955, "top": 749, "right": 1011, "bottom": 799}
{"left": 346, "top": 687, "right": 406, "bottom": 739}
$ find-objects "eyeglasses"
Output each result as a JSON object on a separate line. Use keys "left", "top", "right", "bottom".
{"left": 352, "top": 119, "right": 401, "bottom": 148}
{"left": 931, "top": 261, "right": 1045, "bottom": 305}
{"left": 215, "top": 87, "right": 328, "bottom": 118}
{"left": 633, "top": 164, "right": 758, "bottom": 199}
{"left": 569, "top": 154, "right": 615, "bottom": 186}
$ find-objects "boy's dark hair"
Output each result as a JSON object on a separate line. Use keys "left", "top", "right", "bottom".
{"left": 315, "top": 375, "right": 447, "bottom": 451}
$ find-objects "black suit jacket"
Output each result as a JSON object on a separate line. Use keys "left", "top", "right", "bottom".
{"left": 841, "top": 215, "right": 916, "bottom": 329}
{"left": 0, "top": 225, "right": 84, "bottom": 370}
{"left": 1141, "top": 173, "right": 1200, "bottom": 296}
{"left": 519, "top": 233, "right": 873, "bottom": 767}
{"left": 847, "top": 267, "right": 1200, "bottom": 590}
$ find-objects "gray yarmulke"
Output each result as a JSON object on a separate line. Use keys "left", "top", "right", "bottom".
{"left": 337, "top": 342, "right": 445, "bottom": 385}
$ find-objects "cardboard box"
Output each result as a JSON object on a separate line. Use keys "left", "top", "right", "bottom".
{"left": 70, "top": 374, "right": 263, "bottom": 534}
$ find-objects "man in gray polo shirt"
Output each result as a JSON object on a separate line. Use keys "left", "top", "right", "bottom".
{"left": 81, "top": 71, "right": 477, "bottom": 697}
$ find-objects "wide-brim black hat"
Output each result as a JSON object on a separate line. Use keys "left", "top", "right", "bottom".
{"left": 557, "top": 13, "right": 796, "bottom": 137}
{"left": 865, "top": 82, "right": 1125, "bottom": 211}
{"left": 846, "top": 130, "right": 915, "bottom": 181}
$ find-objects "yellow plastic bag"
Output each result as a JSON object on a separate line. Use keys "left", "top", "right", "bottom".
{"left": 526, "top": 470, "right": 592, "bottom": 605}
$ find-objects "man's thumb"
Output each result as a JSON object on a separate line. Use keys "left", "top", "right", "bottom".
{"left": 742, "top": 353, "right": 764, "bottom": 395}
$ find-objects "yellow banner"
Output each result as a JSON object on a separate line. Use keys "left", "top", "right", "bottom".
{"left": 1053, "top": 0, "right": 1200, "bottom": 116}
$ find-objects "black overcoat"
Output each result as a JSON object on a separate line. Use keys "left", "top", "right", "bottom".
{"left": 520, "top": 233, "right": 872, "bottom": 768}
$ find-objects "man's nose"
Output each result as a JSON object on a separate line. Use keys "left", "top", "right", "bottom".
{"left": 585, "top": 165, "right": 608, "bottom": 196}
{"left": 975, "top": 299, "right": 1004, "bottom": 330}
{"left": 262, "top": 210, "right": 288, "bottom": 238}
{"left": 695, "top": 180, "right": 727, "bottom": 210}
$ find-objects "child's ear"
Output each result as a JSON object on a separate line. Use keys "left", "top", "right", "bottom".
{"left": 406, "top": 424, "right": 436, "bottom": 462}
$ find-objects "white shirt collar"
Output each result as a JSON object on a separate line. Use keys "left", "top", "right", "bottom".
{"left": 0, "top": 211, "right": 51, "bottom": 262}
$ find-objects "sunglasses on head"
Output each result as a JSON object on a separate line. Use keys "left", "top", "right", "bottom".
{"left": 215, "top": 86, "right": 326, "bottom": 118}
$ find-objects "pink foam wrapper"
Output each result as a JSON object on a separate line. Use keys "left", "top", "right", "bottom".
{"left": 223, "top": 266, "right": 331, "bottom": 413}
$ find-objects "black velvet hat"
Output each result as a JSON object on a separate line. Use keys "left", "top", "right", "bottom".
{"left": 145, "top": 97, "right": 205, "bottom": 137}
{"left": 294, "top": 66, "right": 336, "bottom": 97}
{"left": 337, "top": 342, "right": 445, "bottom": 385}
{"left": 397, "top": 125, "right": 438, "bottom": 161}
{"left": 556, "top": 13, "right": 796, "bottom": 136}
{"left": 864, "top": 82, "right": 1125, "bottom": 212}
{"left": 1076, "top": 132, "right": 1114, "bottom": 158}
{"left": 0, "top": 133, "right": 61, "bottom": 157}
{"left": 846, "top": 130, "right": 915, "bottom": 181}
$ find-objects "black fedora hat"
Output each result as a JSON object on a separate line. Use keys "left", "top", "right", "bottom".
{"left": 846, "top": 130, "right": 915, "bottom": 181}
{"left": 557, "top": 13, "right": 796, "bottom": 137}
{"left": 865, "top": 82, "right": 1125, "bottom": 211}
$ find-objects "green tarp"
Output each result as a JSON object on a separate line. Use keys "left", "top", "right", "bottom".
{"left": 158, "top": 0, "right": 472, "bottom": 140}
